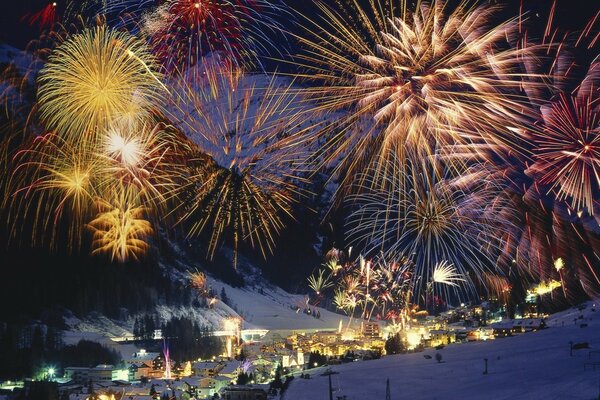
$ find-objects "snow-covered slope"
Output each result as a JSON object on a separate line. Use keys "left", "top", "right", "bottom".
{"left": 206, "top": 274, "right": 349, "bottom": 331}
{"left": 60, "top": 241, "right": 349, "bottom": 343}
{"left": 285, "top": 301, "right": 600, "bottom": 400}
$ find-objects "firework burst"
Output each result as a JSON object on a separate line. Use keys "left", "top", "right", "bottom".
{"left": 37, "top": 25, "right": 163, "bottom": 143}
{"left": 98, "top": 120, "right": 185, "bottom": 209}
{"left": 87, "top": 193, "right": 153, "bottom": 262}
{"left": 346, "top": 157, "right": 507, "bottom": 301}
{"left": 140, "top": 0, "right": 285, "bottom": 81}
{"left": 291, "top": 0, "right": 538, "bottom": 189}
{"left": 527, "top": 89, "right": 600, "bottom": 215}
{"left": 307, "top": 270, "right": 334, "bottom": 296}
{"left": 6, "top": 133, "right": 99, "bottom": 251}
{"left": 189, "top": 269, "right": 209, "bottom": 296}
{"left": 166, "top": 73, "right": 312, "bottom": 268}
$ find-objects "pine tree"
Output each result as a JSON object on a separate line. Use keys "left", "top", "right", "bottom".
{"left": 271, "top": 366, "right": 283, "bottom": 389}
{"left": 385, "top": 333, "right": 404, "bottom": 355}
{"left": 237, "top": 372, "right": 249, "bottom": 385}
{"left": 133, "top": 318, "right": 141, "bottom": 339}
{"left": 220, "top": 288, "right": 229, "bottom": 305}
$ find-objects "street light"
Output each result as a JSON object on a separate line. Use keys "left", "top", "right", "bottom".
{"left": 47, "top": 368, "right": 55, "bottom": 381}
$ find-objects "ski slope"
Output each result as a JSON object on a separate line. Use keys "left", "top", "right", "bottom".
{"left": 285, "top": 301, "right": 600, "bottom": 400}
{"left": 206, "top": 275, "right": 350, "bottom": 331}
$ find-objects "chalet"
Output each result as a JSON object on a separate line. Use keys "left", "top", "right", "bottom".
{"left": 179, "top": 376, "right": 201, "bottom": 395}
{"left": 197, "top": 376, "right": 231, "bottom": 397}
{"left": 64, "top": 365, "right": 114, "bottom": 385}
{"left": 519, "top": 318, "right": 546, "bottom": 332}
{"left": 126, "top": 349, "right": 160, "bottom": 366}
{"left": 192, "top": 361, "right": 222, "bottom": 377}
{"left": 282, "top": 350, "right": 305, "bottom": 369}
{"left": 308, "top": 342, "right": 329, "bottom": 356}
{"left": 311, "top": 331, "right": 339, "bottom": 345}
{"left": 218, "top": 362, "right": 241, "bottom": 380}
{"left": 362, "top": 322, "right": 381, "bottom": 338}
{"left": 428, "top": 330, "right": 455, "bottom": 347}
{"left": 454, "top": 330, "right": 468, "bottom": 342}
{"left": 490, "top": 321, "right": 513, "bottom": 338}
{"left": 128, "top": 362, "right": 152, "bottom": 381}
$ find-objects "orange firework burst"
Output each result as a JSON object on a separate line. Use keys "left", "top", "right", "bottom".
{"left": 189, "top": 270, "right": 209, "bottom": 296}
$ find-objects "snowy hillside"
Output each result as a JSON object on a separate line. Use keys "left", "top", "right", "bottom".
{"left": 205, "top": 273, "right": 350, "bottom": 331}
{"left": 285, "top": 301, "right": 600, "bottom": 400}
{"left": 59, "top": 239, "right": 350, "bottom": 346}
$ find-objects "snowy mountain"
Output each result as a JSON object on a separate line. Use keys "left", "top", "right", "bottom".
{"left": 59, "top": 236, "right": 350, "bottom": 350}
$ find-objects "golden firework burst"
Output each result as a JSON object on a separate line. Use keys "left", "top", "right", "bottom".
{"left": 87, "top": 193, "right": 153, "bottom": 263}
{"left": 37, "top": 25, "right": 163, "bottom": 144}
{"left": 6, "top": 133, "right": 99, "bottom": 251}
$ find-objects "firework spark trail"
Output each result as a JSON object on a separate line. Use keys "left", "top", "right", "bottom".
{"left": 21, "top": 2, "right": 59, "bottom": 31}
{"left": 6, "top": 133, "right": 99, "bottom": 251}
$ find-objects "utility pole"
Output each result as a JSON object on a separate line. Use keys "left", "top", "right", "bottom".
{"left": 385, "top": 378, "right": 391, "bottom": 400}
{"left": 570, "top": 341, "right": 574, "bottom": 357}
{"left": 322, "top": 369, "right": 339, "bottom": 400}
{"left": 597, "top": 369, "right": 600, "bottom": 400}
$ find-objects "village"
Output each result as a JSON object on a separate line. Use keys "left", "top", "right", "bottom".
{"left": 0, "top": 300, "right": 549, "bottom": 400}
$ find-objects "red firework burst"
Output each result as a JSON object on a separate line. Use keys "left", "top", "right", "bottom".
{"left": 145, "top": 0, "right": 252, "bottom": 79}
{"left": 528, "top": 89, "right": 600, "bottom": 215}
{"left": 21, "top": 2, "right": 59, "bottom": 31}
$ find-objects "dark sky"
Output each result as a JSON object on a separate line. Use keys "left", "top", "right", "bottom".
{"left": 1, "top": 0, "right": 598, "bottom": 50}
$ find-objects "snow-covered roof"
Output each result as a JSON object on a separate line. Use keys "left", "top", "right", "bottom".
{"left": 192, "top": 361, "right": 220, "bottom": 369}
{"left": 218, "top": 362, "right": 240, "bottom": 375}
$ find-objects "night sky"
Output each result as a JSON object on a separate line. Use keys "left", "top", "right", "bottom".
{"left": 1, "top": 0, "right": 599, "bottom": 50}
{"left": 1, "top": 0, "right": 600, "bottom": 393}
